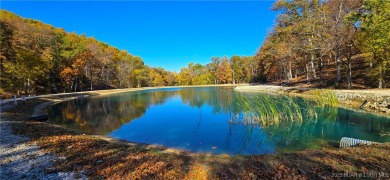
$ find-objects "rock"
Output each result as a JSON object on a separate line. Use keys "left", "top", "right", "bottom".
{"left": 44, "top": 167, "right": 58, "bottom": 174}
{"left": 386, "top": 109, "right": 390, "bottom": 114}
{"left": 298, "top": 169, "right": 306, "bottom": 174}
{"left": 367, "top": 103, "right": 374, "bottom": 108}
{"left": 373, "top": 102, "right": 379, "bottom": 109}
{"left": 249, "top": 172, "right": 257, "bottom": 179}
{"left": 228, "top": 168, "right": 236, "bottom": 174}
{"left": 379, "top": 102, "right": 388, "bottom": 107}
{"left": 379, "top": 108, "right": 388, "bottom": 113}
{"left": 278, "top": 165, "right": 286, "bottom": 171}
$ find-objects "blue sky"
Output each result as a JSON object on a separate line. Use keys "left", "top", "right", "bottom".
{"left": 2, "top": 1, "right": 278, "bottom": 72}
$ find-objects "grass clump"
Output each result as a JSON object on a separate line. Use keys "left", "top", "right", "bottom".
{"left": 309, "top": 89, "right": 338, "bottom": 107}
{"left": 232, "top": 93, "right": 318, "bottom": 127}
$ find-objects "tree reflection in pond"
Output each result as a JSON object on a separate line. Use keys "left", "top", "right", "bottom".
{"left": 48, "top": 87, "right": 390, "bottom": 155}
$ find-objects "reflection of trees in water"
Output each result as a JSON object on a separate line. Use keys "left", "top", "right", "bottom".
{"left": 179, "top": 87, "right": 236, "bottom": 133}
{"left": 178, "top": 87, "right": 234, "bottom": 113}
{"left": 49, "top": 87, "right": 237, "bottom": 135}
{"left": 49, "top": 87, "right": 390, "bottom": 149}
{"left": 48, "top": 90, "right": 177, "bottom": 134}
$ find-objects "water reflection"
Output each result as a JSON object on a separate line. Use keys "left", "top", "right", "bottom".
{"left": 48, "top": 87, "right": 390, "bottom": 155}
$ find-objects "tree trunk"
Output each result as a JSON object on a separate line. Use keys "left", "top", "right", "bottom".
{"left": 288, "top": 60, "right": 292, "bottom": 81}
{"left": 318, "top": 56, "right": 323, "bottom": 84}
{"left": 101, "top": 66, "right": 104, "bottom": 79}
{"left": 335, "top": 53, "right": 341, "bottom": 83}
{"left": 90, "top": 67, "right": 93, "bottom": 91}
{"left": 232, "top": 70, "right": 235, "bottom": 84}
{"left": 27, "top": 77, "right": 30, "bottom": 96}
{"left": 50, "top": 72, "right": 57, "bottom": 94}
{"left": 378, "top": 66, "right": 383, "bottom": 89}
{"left": 80, "top": 78, "right": 83, "bottom": 92}
{"left": 347, "top": 61, "right": 352, "bottom": 89}
{"left": 70, "top": 77, "right": 74, "bottom": 92}
{"left": 346, "top": 45, "right": 353, "bottom": 89}
{"left": 24, "top": 79, "right": 27, "bottom": 95}
{"left": 75, "top": 77, "right": 78, "bottom": 92}
{"left": 106, "top": 69, "right": 109, "bottom": 83}
{"left": 310, "top": 53, "right": 316, "bottom": 80}
{"left": 305, "top": 64, "right": 310, "bottom": 83}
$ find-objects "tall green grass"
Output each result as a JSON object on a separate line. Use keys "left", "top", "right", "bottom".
{"left": 232, "top": 93, "right": 318, "bottom": 127}
{"left": 310, "top": 89, "right": 339, "bottom": 107}
{"left": 231, "top": 92, "right": 339, "bottom": 146}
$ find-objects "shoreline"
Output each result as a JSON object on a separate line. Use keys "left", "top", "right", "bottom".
{"left": 2, "top": 84, "right": 241, "bottom": 117}
{"left": 1, "top": 84, "right": 242, "bottom": 103}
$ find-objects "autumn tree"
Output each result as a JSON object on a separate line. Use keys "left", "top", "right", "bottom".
{"left": 216, "top": 57, "right": 233, "bottom": 84}
{"left": 326, "top": 0, "right": 363, "bottom": 88}
{"left": 0, "top": 20, "right": 16, "bottom": 79}
{"left": 177, "top": 67, "right": 192, "bottom": 85}
{"left": 0, "top": 10, "right": 170, "bottom": 95}
{"left": 352, "top": 0, "right": 390, "bottom": 88}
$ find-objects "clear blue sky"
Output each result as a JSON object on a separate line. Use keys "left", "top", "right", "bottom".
{"left": 2, "top": 1, "right": 278, "bottom": 72}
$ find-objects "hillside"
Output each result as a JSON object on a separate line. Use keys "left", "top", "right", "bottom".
{"left": 0, "top": 10, "right": 177, "bottom": 98}
{"left": 267, "top": 57, "right": 387, "bottom": 89}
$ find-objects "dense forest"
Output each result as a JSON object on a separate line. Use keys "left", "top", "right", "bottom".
{"left": 1, "top": 0, "right": 389, "bottom": 97}
{"left": 257, "top": 0, "right": 389, "bottom": 88}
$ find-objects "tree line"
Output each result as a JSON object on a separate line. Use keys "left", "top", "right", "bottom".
{"left": 256, "top": 0, "right": 389, "bottom": 88}
{"left": 1, "top": 0, "right": 389, "bottom": 97}
{"left": 176, "top": 56, "right": 258, "bottom": 86}
{"left": 0, "top": 10, "right": 178, "bottom": 95}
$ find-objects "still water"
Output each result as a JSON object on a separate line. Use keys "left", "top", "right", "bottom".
{"left": 48, "top": 87, "right": 390, "bottom": 155}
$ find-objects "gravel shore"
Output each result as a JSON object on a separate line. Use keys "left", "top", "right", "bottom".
{"left": 0, "top": 120, "right": 86, "bottom": 179}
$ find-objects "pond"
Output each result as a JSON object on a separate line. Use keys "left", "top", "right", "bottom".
{"left": 47, "top": 87, "right": 390, "bottom": 155}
